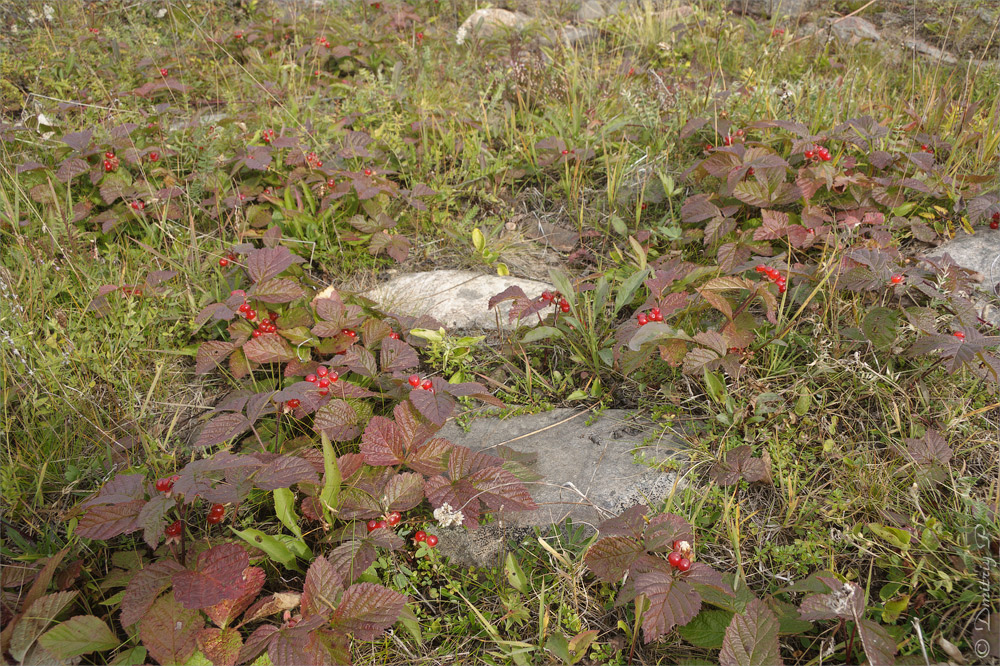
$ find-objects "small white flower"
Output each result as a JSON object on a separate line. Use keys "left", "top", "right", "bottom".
{"left": 434, "top": 502, "right": 463, "bottom": 528}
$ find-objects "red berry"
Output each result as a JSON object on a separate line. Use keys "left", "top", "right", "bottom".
{"left": 416, "top": 32, "right": 424, "bottom": 40}
{"left": 165, "top": 520, "right": 182, "bottom": 537}
{"left": 668, "top": 551, "right": 682, "bottom": 567}
{"left": 209, "top": 503, "right": 225, "bottom": 515}
{"left": 367, "top": 519, "right": 378, "bottom": 532}
{"left": 318, "top": 378, "right": 330, "bottom": 388}
{"left": 287, "top": 399, "right": 300, "bottom": 409}
{"left": 207, "top": 513, "right": 223, "bottom": 525}
{"left": 541, "top": 290, "right": 553, "bottom": 302}
{"left": 387, "top": 511, "right": 402, "bottom": 526}
{"left": 677, "top": 558, "right": 692, "bottom": 572}
{"left": 219, "top": 258, "right": 229, "bottom": 267}
{"left": 414, "top": 530, "right": 427, "bottom": 542}
{"left": 408, "top": 375, "right": 421, "bottom": 387}
{"left": 159, "top": 68, "right": 168, "bottom": 77}
{"left": 239, "top": 303, "right": 250, "bottom": 314}
{"left": 375, "top": 520, "right": 387, "bottom": 529}
{"left": 342, "top": 329, "right": 356, "bottom": 338}
{"left": 317, "top": 366, "right": 329, "bottom": 377}
{"left": 364, "top": 168, "right": 373, "bottom": 176}
{"left": 319, "top": 389, "right": 329, "bottom": 396}
{"left": 672, "top": 540, "right": 682, "bottom": 550}
{"left": 246, "top": 310, "right": 257, "bottom": 321}
{"left": 329, "top": 372, "right": 339, "bottom": 382}
{"left": 155, "top": 477, "right": 174, "bottom": 492}
{"left": 755, "top": 265, "right": 767, "bottom": 273}
{"left": 105, "top": 151, "right": 115, "bottom": 159}
{"left": 559, "top": 299, "right": 570, "bottom": 313}
{"left": 561, "top": 149, "right": 569, "bottom": 155}
{"left": 804, "top": 150, "right": 814, "bottom": 159}
{"left": 389, "top": 331, "right": 400, "bottom": 339}
{"left": 426, "top": 534, "right": 439, "bottom": 548}
{"left": 921, "top": 144, "right": 929, "bottom": 151}
{"left": 890, "top": 274, "right": 904, "bottom": 284}
{"left": 148, "top": 151, "right": 159, "bottom": 162}
{"left": 954, "top": 331, "right": 966, "bottom": 340}
{"left": 736, "top": 129, "right": 745, "bottom": 137}
{"left": 723, "top": 135, "right": 733, "bottom": 146}
{"left": 991, "top": 215, "right": 999, "bottom": 230}
{"left": 637, "top": 313, "right": 648, "bottom": 326}
{"left": 306, "top": 374, "right": 317, "bottom": 383}
{"left": 252, "top": 329, "right": 262, "bottom": 338}
{"left": 420, "top": 379, "right": 433, "bottom": 390}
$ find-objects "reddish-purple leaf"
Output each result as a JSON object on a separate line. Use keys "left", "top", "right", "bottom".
{"left": 121, "top": 560, "right": 185, "bottom": 628}
{"left": 172, "top": 543, "right": 251, "bottom": 610}
{"left": 253, "top": 456, "right": 319, "bottom": 490}
{"left": 331, "top": 583, "right": 407, "bottom": 641}
{"left": 76, "top": 500, "right": 145, "bottom": 540}
{"left": 60, "top": 130, "right": 92, "bottom": 152}
{"left": 246, "top": 246, "right": 304, "bottom": 283}
{"left": 857, "top": 618, "right": 896, "bottom": 666}
{"left": 584, "top": 536, "right": 646, "bottom": 582}
{"left": 196, "top": 341, "right": 236, "bottom": 374}
{"left": 360, "top": 416, "right": 405, "bottom": 466}
{"left": 204, "top": 566, "right": 265, "bottom": 629}
{"left": 250, "top": 278, "right": 305, "bottom": 303}
{"left": 408, "top": 386, "right": 457, "bottom": 426}
{"left": 137, "top": 494, "right": 176, "bottom": 549}
{"left": 904, "top": 429, "right": 952, "bottom": 467}
{"left": 635, "top": 570, "right": 702, "bottom": 643}
{"left": 238, "top": 625, "right": 279, "bottom": 664}
{"left": 467, "top": 466, "right": 538, "bottom": 512}
{"left": 681, "top": 194, "right": 722, "bottom": 224}
{"left": 56, "top": 157, "right": 90, "bottom": 183}
{"left": 139, "top": 593, "right": 204, "bottom": 666}
{"left": 798, "top": 576, "right": 863, "bottom": 621}
{"left": 383, "top": 472, "right": 424, "bottom": 511}
{"left": 720, "top": 598, "right": 783, "bottom": 666}
{"left": 301, "top": 556, "right": 344, "bottom": 618}
{"left": 194, "top": 412, "right": 251, "bottom": 448}
{"left": 380, "top": 337, "right": 418, "bottom": 373}
{"left": 328, "top": 539, "right": 378, "bottom": 586}
{"left": 243, "top": 335, "right": 295, "bottom": 364}
{"left": 597, "top": 504, "right": 652, "bottom": 539}
{"left": 314, "top": 400, "right": 362, "bottom": 442}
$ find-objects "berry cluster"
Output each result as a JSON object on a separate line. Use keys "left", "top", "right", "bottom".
{"left": 232, "top": 291, "right": 260, "bottom": 321}
{"left": 416, "top": 32, "right": 424, "bottom": 42}
{"left": 219, "top": 252, "right": 237, "bottom": 267}
{"left": 954, "top": 331, "right": 966, "bottom": 341}
{"left": 540, "top": 290, "right": 571, "bottom": 313}
{"left": 315, "top": 36, "right": 331, "bottom": 48}
{"left": 159, "top": 67, "right": 169, "bottom": 77}
{"left": 388, "top": 331, "right": 401, "bottom": 340}
{"left": 251, "top": 311, "right": 280, "bottom": 338}
{"left": 262, "top": 128, "right": 276, "bottom": 144}
{"left": 305, "top": 151, "right": 323, "bottom": 168}
{"left": 367, "top": 511, "right": 402, "bottom": 532}
{"left": 890, "top": 273, "right": 905, "bottom": 285}
{"left": 635, "top": 307, "right": 663, "bottom": 326}
{"left": 306, "top": 366, "right": 339, "bottom": 396}
{"left": 667, "top": 540, "right": 692, "bottom": 572}
{"left": 413, "top": 530, "right": 438, "bottom": 548}
{"left": 991, "top": 212, "right": 999, "bottom": 230}
{"left": 803, "top": 145, "right": 832, "bottom": 162}
{"left": 207, "top": 503, "right": 226, "bottom": 525}
{"left": 102, "top": 151, "right": 119, "bottom": 172}
{"left": 155, "top": 475, "right": 180, "bottom": 493}
{"left": 920, "top": 143, "right": 933, "bottom": 153}
{"left": 755, "top": 264, "right": 787, "bottom": 293}
{"left": 408, "top": 375, "right": 434, "bottom": 391}
{"left": 326, "top": 177, "right": 337, "bottom": 189}
{"left": 129, "top": 200, "right": 145, "bottom": 211}
{"left": 363, "top": 168, "right": 374, "bottom": 176}
{"left": 147, "top": 151, "right": 159, "bottom": 162}
{"left": 165, "top": 520, "right": 182, "bottom": 538}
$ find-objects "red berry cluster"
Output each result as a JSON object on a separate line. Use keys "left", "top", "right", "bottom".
{"left": 920, "top": 143, "right": 933, "bottom": 153}
{"left": 207, "top": 503, "right": 226, "bottom": 525}
{"left": 803, "top": 145, "right": 831, "bottom": 162}
{"left": 366, "top": 511, "right": 402, "bottom": 533}
{"left": 129, "top": 200, "right": 145, "bottom": 211}
{"left": 954, "top": 331, "right": 966, "bottom": 341}
{"left": 371, "top": 2, "right": 381, "bottom": 8}
{"left": 219, "top": 252, "right": 237, "bottom": 267}
{"left": 315, "top": 36, "right": 331, "bottom": 48}
{"left": 155, "top": 474, "right": 180, "bottom": 493}
{"left": 233, "top": 31, "right": 244, "bottom": 40}
{"left": 147, "top": 151, "right": 159, "bottom": 162}
{"left": 159, "top": 67, "right": 169, "bottom": 77}
{"left": 990, "top": 212, "right": 999, "bottom": 230}
{"left": 771, "top": 27, "right": 785, "bottom": 36}
{"left": 388, "top": 331, "right": 401, "bottom": 340}
{"left": 305, "top": 151, "right": 323, "bottom": 168}
{"left": 326, "top": 178, "right": 337, "bottom": 189}
{"left": 408, "top": 375, "right": 434, "bottom": 391}
{"left": 755, "top": 265, "right": 787, "bottom": 293}
{"left": 636, "top": 307, "right": 663, "bottom": 326}
{"left": 89, "top": 27, "right": 99, "bottom": 34}
{"left": 890, "top": 273, "right": 905, "bottom": 285}
{"left": 231, "top": 291, "right": 261, "bottom": 322}
{"left": 541, "top": 290, "right": 571, "bottom": 313}
{"left": 363, "top": 168, "right": 374, "bottom": 176}
{"left": 262, "top": 128, "right": 276, "bottom": 144}
{"left": 103, "top": 151, "right": 119, "bottom": 172}
{"left": 285, "top": 399, "right": 301, "bottom": 411}
{"left": 416, "top": 32, "right": 424, "bottom": 42}
{"left": 667, "top": 540, "right": 692, "bottom": 572}
{"left": 306, "top": 366, "right": 339, "bottom": 396}
{"left": 413, "top": 530, "right": 438, "bottom": 548}
{"left": 165, "top": 520, "right": 182, "bottom": 538}
{"left": 251, "top": 311, "right": 279, "bottom": 338}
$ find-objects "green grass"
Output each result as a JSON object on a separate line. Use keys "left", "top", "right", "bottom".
{"left": 1, "top": 0, "right": 998, "bottom": 664}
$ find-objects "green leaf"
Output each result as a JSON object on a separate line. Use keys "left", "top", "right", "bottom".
{"left": 521, "top": 326, "right": 563, "bottom": 343}
{"left": 614, "top": 267, "right": 650, "bottom": 315}
{"left": 678, "top": 609, "right": 733, "bottom": 648}
{"left": 549, "top": 269, "right": 575, "bottom": 306}
{"left": 39, "top": 615, "right": 119, "bottom": 658}
{"left": 704, "top": 369, "right": 727, "bottom": 405}
{"left": 273, "top": 488, "right": 302, "bottom": 538}
{"left": 719, "top": 599, "right": 783, "bottom": 666}
{"left": 610, "top": 215, "right": 628, "bottom": 235}
{"left": 794, "top": 390, "right": 811, "bottom": 417}
{"left": 867, "top": 523, "right": 912, "bottom": 551}
{"left": 320, "top": 432, "right": 341, "bottom": 524}
{"left": 109, "top": 646, "right": 147, "bottom": 665}
{"left": 230, "top": 527, "right": 302, "bottom": 571}
{"left": 882, "top": 595, "right": 909, "bottom": 623}
{"left": 862, "top": 307, "right": 898, "bottom": 349}
{"left": 505, "top": 552, "right": 529, "bottom": 594}
{"left": 472, "top": 228, "right": 486, "bottom": 252}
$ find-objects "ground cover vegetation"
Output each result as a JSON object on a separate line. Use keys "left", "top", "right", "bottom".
{"left": 1, "top": 0, "right": 998, "bottom": 663}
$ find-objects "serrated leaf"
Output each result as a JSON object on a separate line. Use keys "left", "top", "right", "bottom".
{"left": 243, "top": 335, "right": 295, "bottom": 364}
{"left": 121, "top": 560, "right": 185, "bottom": 627}
{"left": 856, "top": 618, "right": 896, "bottom": 666}
{"left": 678, "top": 609, "right": 734, "bottom": 649}
{"left": 139, "top": 594, "right": 203, "bottom": 666}
{"left": 301, "top": 556, "right": 343, "bottom": 618}
{"left": 197, "top": 627, "right": 242, "bottom": 666}
{"left": 681, "top": 194, "right": 722, "bottom": 224}
{"left": 634, "top": 570, "right": 702, "bottom": 643}
{"left": 246, "top": 246, "right": 303, "bottom": 283}
{"left": 194, "top": 412, "right": 251, "bottom": 448}
{"left": 250, "top": 279, "right": 304, "bottom": 304}
{"left": 330, "top": 583, "right": 407, "bottom": 641}
{"left": 196, "top": 341, "right": 236, "bottom": 374}
{"left": 76, "top": 500, "right": 145, "bottom": 540}
{"left": 253, "top": 456, "right": 318, "bottom": 490}
{"left": 719, "top": 598, "right": 783, "bottom": 666}
{"left": 138, "top": 494, "right": 175, "bottom": 549}
{"left": 10, "top": 591, "right": 78, "bottom": 662}
{"left": 383, "top": 472, "right": 424, "bottom": 511}
{"left": 380, "top": 338, "right": 418, "bottom": 373}
{"left": 204, "top": 567, "right": 265, "bottom": 629}
{"left": 38, "top": 615, "right": 118, "bottom": 658}
{"left": 584, "top": 536, "right": 645, "bottom": 582}
{"left": 172, "top": 543, "right": 251, "bottom": 610}
{"left": 408, "top": 388, "right": 457, "bottom": 427}
{"left": 904, "top": 429, "right": 952, "bottom": 466}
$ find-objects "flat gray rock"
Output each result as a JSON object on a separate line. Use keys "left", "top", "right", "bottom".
{"left": 354, "top": 270, "right": 554, "bottom": 331}
{"left": 430, "top": 408, "right": 688, "bottom": 567}
{"left": 830, "top": 16, "right": 880, "bottom": 44}
{"left": 926, "top": 232, "right": 1000, "bottom": 326}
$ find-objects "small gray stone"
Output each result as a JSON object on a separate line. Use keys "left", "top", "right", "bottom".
{"left": 456, "top": 8, "right": 532, "bottom": 45}
{"left": 431, "top": 408, "right": 687, "bottom": 567}
{"left": 904, "top": 38, "right": 959, "bottom": 65}
{"left": 829, "top": 16, "right": 880, "bottom": 44}
{"left": 325, "top": 270, "right": 554, "bottom": 332}
{"left": 575, "top": 0, "right": 606, "bottom": 22}
{"left": 925, "top": 233, "right": 1000, "bottom": 326}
